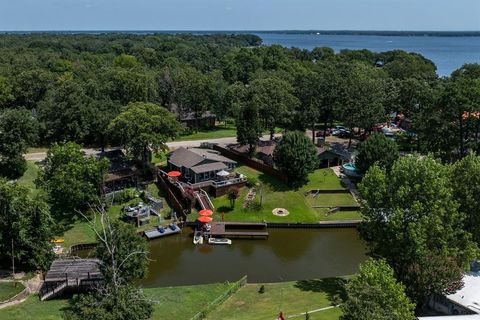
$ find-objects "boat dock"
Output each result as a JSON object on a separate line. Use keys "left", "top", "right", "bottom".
{"left": 204, "top": 222, "right": 269, "bottom": 239}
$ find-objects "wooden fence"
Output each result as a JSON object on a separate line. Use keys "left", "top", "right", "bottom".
{"left": 212, "top": 145, "right": 289, "bottom": 184}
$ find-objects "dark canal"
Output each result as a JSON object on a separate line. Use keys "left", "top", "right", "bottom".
{"left": 140, "top": 228, "right": 367, "bottom": 287}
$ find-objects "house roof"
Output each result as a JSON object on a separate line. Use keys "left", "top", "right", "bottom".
{"left": 168, "top": 147, "right": 205, "bottom": 169}
{"left": 168, "top": 147, "right": 236, "bottom": 170}
{"left": 190, "top": 162, "right": 227, "bottom": 174}
{"left": 189, "top": 148, "right": 236, "bottom": 164}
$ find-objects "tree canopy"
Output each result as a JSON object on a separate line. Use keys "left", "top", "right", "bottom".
{"left": 273, "top": 131, "right": 318, "bottom": 184}
{"left": 341, "top": 258, "right": 415, "bottom": 320}
{"left": 355, "top": 133, "right": 399, "bottom": 174}
{"left": 358, "top": 155, "right": 478, "bottom": 303}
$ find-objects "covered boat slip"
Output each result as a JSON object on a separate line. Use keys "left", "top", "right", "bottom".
{"left": 204, "top": 222, "right": 269, "bottom": 239}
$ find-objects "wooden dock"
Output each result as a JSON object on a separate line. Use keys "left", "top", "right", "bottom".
{"left": 205, "top": 222, "right": 269, "bottom": 239}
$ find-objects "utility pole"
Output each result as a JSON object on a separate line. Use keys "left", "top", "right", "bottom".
{"left": 11, "top": 238, "right": 15, "bottom": 279}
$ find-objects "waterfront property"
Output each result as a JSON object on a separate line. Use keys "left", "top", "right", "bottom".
{"left": 168, "top": 147, "right": 237, "bottom": 183}
{"left": 98, "top": 149, "right": 139, "bottom": 193}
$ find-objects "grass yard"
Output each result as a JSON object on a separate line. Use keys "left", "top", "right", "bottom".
{"left": 206, "top": 279, "right": 346, "bottom": 320}
{"left": 174, "top": 123, "right": 237, "bottom": 142}
{"left": 16, "top": 161, "right": 40, "bottom": 195}
{"left": 0, "top": 283, "right": 235, "bottom": 320}
{"left": 0, "top": 282, "right": 24, "bottom": 302}
{"left": 193, "top": 166, "right": 361, "bottom": 223}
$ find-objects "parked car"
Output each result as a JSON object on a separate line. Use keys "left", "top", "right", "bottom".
{"left": 332, "top": 127, "right": 351, "bottom": 137}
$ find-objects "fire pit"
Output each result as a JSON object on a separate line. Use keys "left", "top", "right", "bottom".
{"left": 272, "top": 208, "right": 290, "bottom": 217}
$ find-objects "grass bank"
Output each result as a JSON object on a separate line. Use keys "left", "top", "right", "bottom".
{"left": 16, "top": 161, "right": 40, "bottom": 195}
{"left": 193, "top": 167, "right": 360, "bottom": 223}
{"left": 0, "top": 282, "right": 236, "bottom": 320}
{"left": 206, "top": 279, "right": 346, "bottom": 320}
{"left": 0, "top": 283, "right": 24, "bottom": 302}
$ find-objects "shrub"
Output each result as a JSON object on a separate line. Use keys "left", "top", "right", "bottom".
{"left": 246, "top": 176, "right": 258, "bottom": 187}
{"left": 258, "top": 285, "right": 265, "bottom": 294}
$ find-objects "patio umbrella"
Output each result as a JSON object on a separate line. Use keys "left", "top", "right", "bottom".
{"left": 198, "top": 209, "right": 213, "bottom": 216}
{"left": 216, "top": 170, "right": 229, "bottom": 177}
{"left": 197, "top": 216, "right": 213, "bottom": 223}
{"left": 167, "top": 171, "right": 181, "bottom": 177}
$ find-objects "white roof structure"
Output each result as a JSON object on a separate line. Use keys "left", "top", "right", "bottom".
{"left": 447, "top": 271, "right": 480, "bottom": 314}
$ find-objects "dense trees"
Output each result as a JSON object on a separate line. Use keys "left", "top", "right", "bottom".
{"left": 355, "top": 133, "right": 399, "bottom": 174}
{"left": 108, "top": 102, "right": 182, "bottom": 163}
{"left": 36, "top": 142, "right": 109, "bottom": 220}
{"left": 341, "top": 259, "right": 415, "bottom": 320}
{"left": 273, "top": 131, "right": 318, "bottom": 184}
{"left": 359, "top": 155, "right": 478, "bottom": 304}
{"left": 0, "top": 108, "right": 39, "bottom": 178}
{"left": 0, "top": 179, "right": 54, "bottom": 270}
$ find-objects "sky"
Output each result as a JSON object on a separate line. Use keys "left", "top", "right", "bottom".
{"left": 0, "top": 0, "right": 479, "bottom": 31}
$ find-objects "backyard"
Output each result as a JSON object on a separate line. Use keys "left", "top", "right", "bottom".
{"left": 0, "top": 282, "right": 24, "bottom": 302}
{"left": 0, "top": 282, "right": 235, "bottom": 320}
{"left": 206, "top": 279, "right": 346, "bottom": 320}
{"left": 191, "top": 166, "right": 361, "bottom": 223}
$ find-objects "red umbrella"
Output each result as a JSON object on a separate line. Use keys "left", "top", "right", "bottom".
{"left": 167, "top": 171, "right": 181, "bottom": 177}
{"left": 197, "top": 216, "right": 213, "bottom": 223}
{"left": 198, "top": 209, "right": 213, "bottom": 216}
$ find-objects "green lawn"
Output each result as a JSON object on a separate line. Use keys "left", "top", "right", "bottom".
{"left": 174, "top": 123, "right": 237, "bottom": 142}
{"left": 0, "top": 282, "right": 24, "bottom": 302}
{"left": 0, "top": 283, "right": 235, "bottom": 320}
{"left": 206, "top": 279, "right": 346, "bottom": 320}
{"left": 16, "top": 161, "right": 40, "bottom": 195}
{"left": 193, "top": 167, "right": 360, "bottom": 223}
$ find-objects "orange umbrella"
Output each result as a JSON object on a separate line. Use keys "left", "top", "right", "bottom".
{"left": 167, "top": 171, "right": 181, "bottom": 177}
{"left": 197, "top": 216, "right": 213, "bottom": 223}
{"left": 198, "top": 209, "right": 213, "bottom": 216}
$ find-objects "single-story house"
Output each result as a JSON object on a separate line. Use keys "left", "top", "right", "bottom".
{"left": 168, "top": 147, "right": 237, "bottom": 184}
{"left": 230, "top": 140, "right": 276, "bottom": 166}
{"left": 179, "top": 111, "right": 216, "bottom": 129}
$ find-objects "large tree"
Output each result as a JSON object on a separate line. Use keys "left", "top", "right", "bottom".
{"left": 273, "top": 131, "right": 318, "bottom": 185}
{"left": 249, "top": 77, "right": 299, "bottom": 139}
{"left": 341, "top": 259, "right": 415, "bottom": 320}
{"left": 450, "top": 154, "right": 480, "bottom": 245}
{"left": 355, "top": 133, "right": 399, "bottom": 174}
{"left": 36, "top": 142, "right": 109, "bottom": 220}
{"left": 108, "top": 102, "right": 182, "bottom": 163}
{"left": 0, "top": 108, "right": 39, "bottom": 178}
{"left": 236, "top": 103, "right": 263, "bottom": 156}
{"left": 0, "top": 178, "right": 54, "bottom": 271}
{"left": 358, "top": 155, "right": 478, "bottom": 304}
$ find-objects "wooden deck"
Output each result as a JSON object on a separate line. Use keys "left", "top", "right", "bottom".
{"left": 40, "top": 258, "right": 104, "bottom": 300}
{"left": 205, "top": 222, "right": 269, "bottom": 239}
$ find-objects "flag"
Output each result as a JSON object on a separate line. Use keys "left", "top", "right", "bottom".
{"left": 278, "top": 311, "right": 285, "bottom": 320}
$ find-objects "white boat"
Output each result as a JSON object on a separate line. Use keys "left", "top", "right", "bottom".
{"left": 208, "top": 238, "right": 232, "bottom": 245}
{"left": 193, "top": 230, "right": 204, "bottom": 245}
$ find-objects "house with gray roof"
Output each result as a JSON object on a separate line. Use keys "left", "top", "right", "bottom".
{"left": 168, "top": 147, "right": 237, "bottom": 183}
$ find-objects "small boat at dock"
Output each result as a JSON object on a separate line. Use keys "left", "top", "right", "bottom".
{"left": 144, "top": 224, "right": 181, "bottom": 240}
{"left": 208, "top": 238, "right": 232, "bottom": 245}
{"left": 193, "top": 230, "right": 204, "bottom": 244}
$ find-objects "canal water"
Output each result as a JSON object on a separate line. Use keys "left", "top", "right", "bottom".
{"left": 140, "top": 228, "right": 366, "bottom": 287}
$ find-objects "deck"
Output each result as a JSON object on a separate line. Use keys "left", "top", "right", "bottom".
{"left": 205, "top": 222, "right": 269, "bottom": 239}
{"left": 40, "top": 258, "right": 104, "bottom": 300}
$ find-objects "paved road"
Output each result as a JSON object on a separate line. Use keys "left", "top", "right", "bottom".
{"left": 24, "top": 134, "right": 278, "bottom": 161}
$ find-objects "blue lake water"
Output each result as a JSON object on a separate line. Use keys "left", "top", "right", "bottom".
{"left": 255, "top": 33, "right": 480, "bottom": 76}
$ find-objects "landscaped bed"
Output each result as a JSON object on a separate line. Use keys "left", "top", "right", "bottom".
{"left": 206, "top": 279, "right": 345, "bottom": 320}
{"left": 0, "top": 282, "right": 24, "bottom": 302}
{"left": 191, "top": 166, "right": 361, "bottom": 223}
